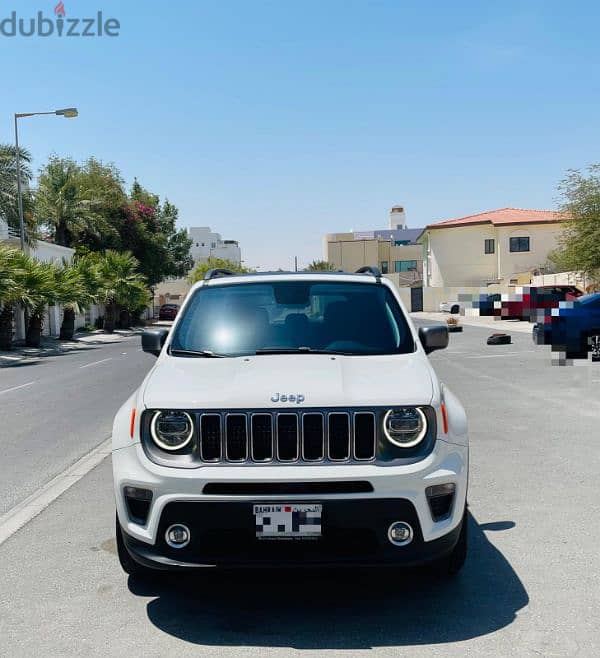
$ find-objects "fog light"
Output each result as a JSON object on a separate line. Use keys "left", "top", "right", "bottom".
{"left": 387, "top": 521, "right": 413, "bottom": 546}
{"left": 165, "top": 524, "right": 191, "bottom": 548}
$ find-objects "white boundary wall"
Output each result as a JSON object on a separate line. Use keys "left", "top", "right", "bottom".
{"left": 530, "top": 271, "right": 589, "bottom": 290}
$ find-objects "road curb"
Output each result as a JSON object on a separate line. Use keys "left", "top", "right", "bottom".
{"left": 0, "top": 438, "right": 112, "bottom": 547}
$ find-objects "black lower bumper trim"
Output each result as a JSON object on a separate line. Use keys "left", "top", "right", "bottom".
{"left": 122, "top": 498, "right": 462, "bottom": 571}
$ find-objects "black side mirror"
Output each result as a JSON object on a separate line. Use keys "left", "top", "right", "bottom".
{"left": 142, "top": 328, "right": 169, "bottom": 356}
{"left": 418, "top": 325, "right": 449, "bottom": 354}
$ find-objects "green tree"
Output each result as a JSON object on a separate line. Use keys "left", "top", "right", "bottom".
{"left": 189, "top": 257, "right": 253, "bottom": 283}
{"left": 96, "top": 250, "right": 148, "bottom": 333}
{"left": 17, "top": 257, "right": 61, "bottom": 348}
{"left": 0, "top": 245, "right": 26, "bottom": 350}
{"left": 305, "top": 260, "right": 336, "bottom": 271}
{"left": 0, "top": 144, "right": 36, "bottom": 242}
{"left": 0, "top": 247, "right": 58, "bottom": 349}
{"left": 72, "top": 157, "right": 126, "bottom": 250}
{"left": 36, "top": 157, "right": 192, "bottom": 286}
{"left": 551, "top": 166, "right": 600, "bottom": 283}
{"left": 158, "top": 200, "right": 194, "bottom": 279}
{"left": 56, "top": 256, "right": 101, "bottom": 340}
{"left": 35, "top": 156, "right": 118, "bottom": 247}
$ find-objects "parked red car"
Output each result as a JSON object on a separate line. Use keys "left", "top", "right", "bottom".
{"left": 500, "top": 286, "right": 583, "bottom": 321}
{"left": 158, "top": 304, "right": 179, "bottom": 321}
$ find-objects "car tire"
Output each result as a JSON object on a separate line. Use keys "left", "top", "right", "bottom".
{"left": 429, "top": 506, "right": 468, "bottom": 578}
{"left": 115, "top": 514, "right": 154, "bottom": 578}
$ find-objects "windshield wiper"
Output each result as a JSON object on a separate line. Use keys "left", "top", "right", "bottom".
{"left": 169, "top": 348, "right": 226, "bottom": 358}
{"left": 254, "top": 347, "right": 351, "bottom": 355}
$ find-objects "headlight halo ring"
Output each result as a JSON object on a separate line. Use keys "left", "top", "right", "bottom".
{"left": 150, "top": 410, "right": 194, "bottom": 451}
{"left": 383, "top": 407, "right": 427, "bottom": 448}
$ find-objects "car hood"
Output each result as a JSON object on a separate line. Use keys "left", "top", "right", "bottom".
{"left": 142, "top": 353, "right": 434, "bottom": 409}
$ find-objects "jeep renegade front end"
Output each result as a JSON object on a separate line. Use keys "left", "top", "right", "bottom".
{"left": 112, "top": 269, "right": 468, "bottom": 576}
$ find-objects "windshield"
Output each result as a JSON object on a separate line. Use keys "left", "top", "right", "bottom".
{"left": 170, "top": 280, "right": 415, "bottom": 357}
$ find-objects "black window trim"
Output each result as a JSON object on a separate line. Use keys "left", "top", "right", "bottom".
{"left": 484, "top": 238, "right": 495, "bottom": 255}
{"left": 509, "top": 236, "right": 530, "bottom": 253}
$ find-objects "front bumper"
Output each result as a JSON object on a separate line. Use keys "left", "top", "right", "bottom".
{"left": 113, "top": 437, "right": 467, "bottom": 568}
{"left": 120, "top": 498, "right": 463, "bottom": 569}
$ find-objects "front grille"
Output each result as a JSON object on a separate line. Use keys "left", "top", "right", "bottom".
{"left": 198, "top": 410, "right": 376, "bottom": 464}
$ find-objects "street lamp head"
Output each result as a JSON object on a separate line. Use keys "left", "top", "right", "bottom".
{"left": 55, "top": 107, "right": 78, "bottom": 118}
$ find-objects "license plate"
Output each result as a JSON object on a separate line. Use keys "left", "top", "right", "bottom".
{"left": 254, "top": 503, "right": 322, "bottom": 540}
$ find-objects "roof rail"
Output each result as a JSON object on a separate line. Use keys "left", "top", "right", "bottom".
{"left": 204, "top": 268, "right": 235, "bottom": 281}
{"left": 355, "top": 266, "right": 382, "bottom": 281}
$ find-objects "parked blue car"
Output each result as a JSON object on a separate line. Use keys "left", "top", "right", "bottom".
{"left": 532, "top": 292, "right": 600, "bottom": 361}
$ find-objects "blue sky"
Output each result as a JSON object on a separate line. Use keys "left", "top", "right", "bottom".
{"left": 1, "top": 0, "right": 600, "bottom": 269}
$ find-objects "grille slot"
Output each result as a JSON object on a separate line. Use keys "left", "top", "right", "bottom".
{"left": 354, "top": 412, "right": 376, "bottom": 460}
{"left": 251, "top": 414, "right": 273, "bottom": 461}
{"left": 277, "top": 414, "right": 299, "bottom": 461}
{"left": 225, "top": 414, "right": 247, "bottom": 461}
{"left": 200, "top": 414, "right": 221, "bottom": 461}
{"left": 302, "top": 413, "right": 324, "bottom": 461}
{"left": 328, "top": 413, "right": 350, "bottom": 461}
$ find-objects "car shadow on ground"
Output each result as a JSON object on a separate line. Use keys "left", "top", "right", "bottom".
{"left": 129, "top": 513, "right": 528, "bottom": 649}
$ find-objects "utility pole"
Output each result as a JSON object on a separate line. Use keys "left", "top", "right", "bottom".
{"left": 294, "top": 256, "right": 298, "bottom": 272}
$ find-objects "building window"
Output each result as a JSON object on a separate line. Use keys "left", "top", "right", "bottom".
{"left": 380, "top": 261, "right": 389, "bottom": 274}
{"left": 394, "top": 240, "right": 410, "bottom": 246}
{"left": 211, "top": 242, "right": 216, "bottom": 249}
{"left": 509, "top": 237, "right": 530, "bottom": 252}
{"left": 484, "top": 239, "right": 495, "bottom": 254}
{"left": 394, "top": 260, "right": 417, "bottom": 272}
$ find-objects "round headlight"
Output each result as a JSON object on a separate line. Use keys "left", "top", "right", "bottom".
{"left": 383, "top": 407, "right": 427, "bottom": 448}
{"left": 150, "top": 411, "right": 194, "bottom": 451}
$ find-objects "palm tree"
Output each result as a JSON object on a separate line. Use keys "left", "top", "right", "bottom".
{"left": 119, "top": 280, "right": 150, "bottom": 329}
{"left": 56, "top": 256, "right": 100, "bottom": 340}
{"left": 96, "top": 250, "right": 147, "bottom": 333}
{"left": 0, "top": 245, "right": 25, "bottom": 350}
{"left": 34, "top": 156, "right": 96, "bottom": 247}
{"left": 0, "top": 144, "right": 35, "bottom": 242}
{"left": 19, "top": 258, "right": 60, "bottom": 348}
{"left": 306, "top": 260, "right": 336, "bottom": 271}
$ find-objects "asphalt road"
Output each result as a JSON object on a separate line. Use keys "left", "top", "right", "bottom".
{"left": 1, "top": 322, "right": 600, "bottom": 656}
{"left": 0, "top": 336, "right": 153, "bottom": 515}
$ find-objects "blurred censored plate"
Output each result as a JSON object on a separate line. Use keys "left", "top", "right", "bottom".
{"left": 254, "top": 503, "right": 322, "bottom": 540}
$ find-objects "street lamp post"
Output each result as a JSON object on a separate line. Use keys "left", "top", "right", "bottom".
{"left": 14, "top": 107, "right": 78, "bottom": 250}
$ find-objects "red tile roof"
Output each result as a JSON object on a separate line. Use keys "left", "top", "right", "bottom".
{"left": 426, "top": 207, "right": 566, "bottom": 230}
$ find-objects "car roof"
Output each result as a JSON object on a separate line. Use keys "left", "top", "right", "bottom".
{"left": 191, "top": 270, "right": 388, "bottom": 293}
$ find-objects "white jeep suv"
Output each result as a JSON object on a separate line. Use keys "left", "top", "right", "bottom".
{"left": 112, "top": 267, "right": 469, "bottom": 576}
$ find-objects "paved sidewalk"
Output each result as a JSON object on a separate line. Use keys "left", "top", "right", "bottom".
{"left": 411, "top": 311, "right": 534, "bottom": 334}
{"left": 0, "top": 329, "right": 142, "bottom": 368}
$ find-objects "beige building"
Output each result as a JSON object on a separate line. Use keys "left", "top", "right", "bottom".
{"left": 419, "top": 208, "right": 566, "bottom": 287}
{"left": 324, "top": 207, "right": 424, "bottom": 286}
